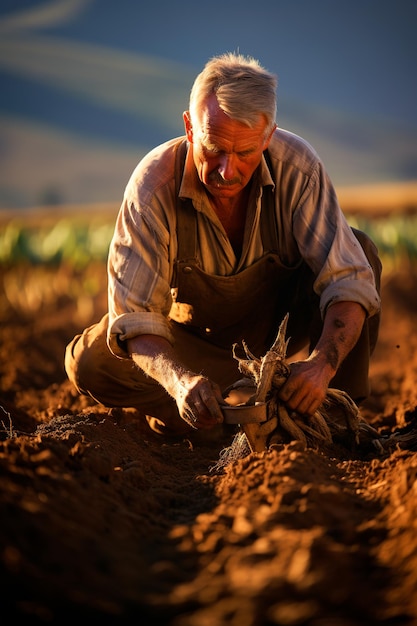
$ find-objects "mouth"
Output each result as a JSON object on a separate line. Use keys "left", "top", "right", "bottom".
{"left": 208, "top": 172, "right": 241, "bottom": 188}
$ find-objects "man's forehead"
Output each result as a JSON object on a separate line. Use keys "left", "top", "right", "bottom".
{"left": 196, "top": 105, "right": 267, "bottom": 148}
{"left": 198, "top": 131, "right": 261, "bottom": 154}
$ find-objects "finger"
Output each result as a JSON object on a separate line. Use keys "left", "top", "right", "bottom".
{"left": 197, "top": 384, "right": 224, "bottom": 422}
{"left": 295, "top": 398, "right": 318, "bottom": 417}
{"left": 281, "top": 386, "right": 311, "bottom": 414}
{"left": 203, "top": 395, "right": 223, "bottom": 422}
{"left": 278, "top": 384, "right": 298, "bottom": 405}
{"left": 188, "top": 397, "right": 216, "bottom": 428}
{"left": 292, "top": 387, "right": 325, "bottom": 416}
{"left": 183, "top": 407, "right": 199, "bottom": 429}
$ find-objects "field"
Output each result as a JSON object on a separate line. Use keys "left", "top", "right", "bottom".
{"left": 1, "top": 192, "right": 417, "bottom": 625}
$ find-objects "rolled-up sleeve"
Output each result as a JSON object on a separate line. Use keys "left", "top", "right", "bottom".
{"left": 107, "top": 173, "right": 176, "bottom": 358}
{"left": 293, "top": 161, "right": 381, "bottom": 318}
{"left": 313, "top": 226, "right": 381, "bottom": 317}
{"left": 108, "top": 311, "right": 174, "bottom": 358}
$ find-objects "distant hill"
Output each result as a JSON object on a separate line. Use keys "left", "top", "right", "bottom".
{"left": 1, "top": 0, "right": 416, "bottom": 209}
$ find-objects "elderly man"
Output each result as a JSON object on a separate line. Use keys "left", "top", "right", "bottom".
{"left": 65, "top": 52, "right": 381, "bottom": 438}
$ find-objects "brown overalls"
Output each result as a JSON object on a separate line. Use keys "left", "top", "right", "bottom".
{"left": 65, "top": 147, "right": 381, "bottom": 426}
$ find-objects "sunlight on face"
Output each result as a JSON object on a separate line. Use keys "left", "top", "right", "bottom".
{"left": 184, "top": 94, "right": 275, "bottom": 199}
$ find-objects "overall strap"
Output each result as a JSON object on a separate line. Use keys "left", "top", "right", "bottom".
{"left": 174, "top": 139, "right": 198, "bottom": 263}
{"left": 261, "top": 149, "right": 279, "bottom": 253}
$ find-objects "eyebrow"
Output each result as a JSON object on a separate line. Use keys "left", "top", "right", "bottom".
{"left": 202, "top": 139, "right": 257, "bottom": 154}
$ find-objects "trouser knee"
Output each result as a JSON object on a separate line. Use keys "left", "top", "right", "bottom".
{"left": 64, "top": 315, "right": 141, "bottom": 406}
{"left": 64, "top": 317, "right": 107, "bottom": 396}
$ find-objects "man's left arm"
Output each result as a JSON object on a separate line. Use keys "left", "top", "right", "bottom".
{"left": 278, "top": 301, "right": 366, "bottom": 416}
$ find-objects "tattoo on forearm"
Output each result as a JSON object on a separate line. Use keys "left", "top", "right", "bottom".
{"left": 327, "top": 341, "right": 339, "bottom": 370}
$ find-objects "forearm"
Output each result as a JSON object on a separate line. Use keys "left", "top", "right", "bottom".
{"left": 310, "top": 300, "right": 366, "bottom": 378}
{"left": 127, "top": 334, "right": 191, "bottom": 398}
{"left": 278, "top": 300, "right": 366, "bottom": 415}
{"left": 127, "top": 334, "right": 224, "bottom": 428}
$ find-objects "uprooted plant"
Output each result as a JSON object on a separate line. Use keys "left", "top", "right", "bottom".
{"left": 214, "top": 313, "right": 417, "bottom": 470}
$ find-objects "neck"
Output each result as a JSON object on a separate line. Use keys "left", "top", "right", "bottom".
{"left": 209, "top": 185, "right": 250, "bottom": 224}
{"left": 208, "top": 186, "right": 250, "bottom": 257}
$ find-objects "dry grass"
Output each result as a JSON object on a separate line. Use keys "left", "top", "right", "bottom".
{"left": 337, "top": 180, "right": 417, "bottom": 216}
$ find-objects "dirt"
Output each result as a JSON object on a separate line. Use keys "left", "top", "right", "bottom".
{"left": 0, "top": 261, "right": 417, "bottom": 626}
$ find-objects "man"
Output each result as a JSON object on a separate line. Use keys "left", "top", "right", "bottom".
{"left": 65, "top": 52, "right": 381, "bottom": 439}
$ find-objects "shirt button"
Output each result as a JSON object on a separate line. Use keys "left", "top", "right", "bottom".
{"left": 205, "top": 328, "right": 212, "bottom": 334}
{"left": 183, "top": 266, "right": 193, "bottom": 273}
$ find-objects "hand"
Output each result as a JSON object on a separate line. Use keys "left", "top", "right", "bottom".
{"left": 277, "top": 301, "right": 367, "bottom": 416}
{"left": 277, "top": 357, "right": 333, "bottom": 416}
{"left": 127, "top": 334, "right": 224, "bottom": 430}
{"left": 174, "top": 374, "right": 224, "bottom": 430}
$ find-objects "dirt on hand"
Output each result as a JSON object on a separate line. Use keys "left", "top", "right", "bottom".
{"left": 1, "top": 262, "right": 417, "bottom": 626}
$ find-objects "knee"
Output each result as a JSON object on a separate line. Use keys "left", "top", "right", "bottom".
{"left": 64, "top": 333, "right": 82, "bottom": 391}
{"left": 64, "top": 316, "right": 109, "bottom": 394}
{"left": 64, "top": 332, "right": 96, "bottom": 394}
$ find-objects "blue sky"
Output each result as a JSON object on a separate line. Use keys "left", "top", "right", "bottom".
{"left": 1, "top": 0, "right": 416, "bottom": 208}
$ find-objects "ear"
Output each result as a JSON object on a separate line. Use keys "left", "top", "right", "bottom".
{"left": 263, "top": 123, "right": 277, "bottom": 150}
{"left": 183, "top": 111, "right": 193, "bottom": 143}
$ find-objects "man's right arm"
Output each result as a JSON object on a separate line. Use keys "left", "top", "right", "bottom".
{"left": 127, "top": 335, "right": 224, "bottom": 430}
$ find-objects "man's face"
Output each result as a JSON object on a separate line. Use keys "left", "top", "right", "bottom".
{"left": 183, "top": 94, "right": 275, "bottom": 200}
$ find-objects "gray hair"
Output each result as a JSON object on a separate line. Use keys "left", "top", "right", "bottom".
{"left": 189, "top": 52, "right": 277, "bottom": 134}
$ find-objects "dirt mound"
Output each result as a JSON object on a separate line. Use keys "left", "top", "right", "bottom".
{"left": 1, "top": 264, "right": 417, "bottom": 625}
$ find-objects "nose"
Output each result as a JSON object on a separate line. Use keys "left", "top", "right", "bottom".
{"left": 217, "top": 154, "right": 236, "bottom": 181}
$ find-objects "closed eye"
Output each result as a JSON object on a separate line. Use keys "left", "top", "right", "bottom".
{"left": 237, "top": 149, "right": 254, "bottom": 157}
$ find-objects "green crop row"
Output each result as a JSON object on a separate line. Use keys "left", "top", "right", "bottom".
{"left": 347, "top": 213, "right": 417, "bottom": 272}
{"left": 1, "top": 213, "right": 417, "bottom": 269}
{"left": 0, "top": 217, "right": 115, "bottom": 267}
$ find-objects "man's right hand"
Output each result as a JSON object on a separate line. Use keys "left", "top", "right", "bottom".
{"left": 172, "top": 373, "right": 224, "bottom": 430}
{"left": 127, "top": 334, "right": 223, "bottom": 430}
